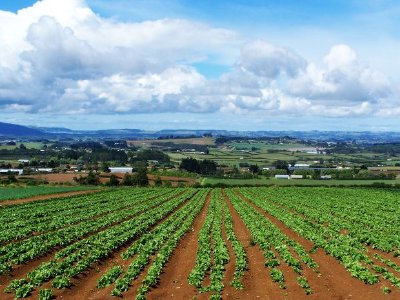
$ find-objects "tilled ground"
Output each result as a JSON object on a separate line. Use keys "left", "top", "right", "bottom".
{"left": 0, "top": 188, "right": 399, "bottom": 300}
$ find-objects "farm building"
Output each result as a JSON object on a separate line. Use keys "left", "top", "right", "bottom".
{"left": 109, "top": 167, "right": 133, "bottom": 174}
{"left": 36, "top": 168, "right": 53, "bottom": 173}
{"left": 0, "top": 169, "right": 23, "bottom": 175}
{"left": 18, "top": 159, "right": 30, "bottom": 163}
{"left": 275, "top": 175, "right": 290, "bottom": 179}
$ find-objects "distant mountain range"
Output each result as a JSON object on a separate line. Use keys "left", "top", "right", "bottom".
{"left": 0, "top": 122, "right": 45, "bottom": 136}
{"left": 1, "top": 121, "right": 400, "bottom": 144}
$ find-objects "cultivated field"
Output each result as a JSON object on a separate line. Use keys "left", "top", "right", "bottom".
{"left": 0, "top": 186, "right": 98, "bottom": 202}
{"left": 0, "top": 187, "right": 399, "bottom": 299}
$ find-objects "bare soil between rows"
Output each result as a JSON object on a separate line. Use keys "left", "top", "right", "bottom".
{"left": 1, "top": 188, "right": 399, "bottom": 300}
{"left": 234, "top": 189, "right": 400, "bottom": 300}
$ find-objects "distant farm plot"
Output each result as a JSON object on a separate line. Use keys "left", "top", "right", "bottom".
{"left": 128, "top": 137, "right": 215, "bottom": 147}
{"left": 0, "top": 187, "right": 399, "bottom": 299}
{"left": 202, "top": 177, "right": 400, "bottom": 186}
{"left": 0, "top": 186, "right": 98, "bottom": 201}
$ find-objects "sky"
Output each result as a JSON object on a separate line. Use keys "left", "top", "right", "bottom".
{"left": 1, "top": 0, "right": 400, "bottom": 131}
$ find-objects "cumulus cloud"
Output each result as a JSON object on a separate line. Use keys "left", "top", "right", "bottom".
{"left": 289, "top": 44, "right": 391, "bottom": 105}
{"left": 237, "top": 40, "right": 306, "bottom": 78}
{"left": 0, "top": 0, "right": 398, "bottom": 118}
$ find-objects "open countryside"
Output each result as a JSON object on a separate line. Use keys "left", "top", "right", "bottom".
{"left": 2, "top": 0, "right": 400, "bottom": 299}
{"left": 0, "top": 186, "right": 399, "bottom": 299}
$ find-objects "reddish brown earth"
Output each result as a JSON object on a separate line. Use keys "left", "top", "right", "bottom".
{"left": 222, "top": 189, "right": 284, "bottom": 299}
{"left": 22, "top": 172, "right": 197, "bottom": 186}
{"left": 234, "top": 189, "right": 400, "bottom": 300}
{"left": 1, "top": 188, "right": 399, "bottom": 300}
{"left": 0, "top": 190, "right": 100, "bottom": 206}
{"left": 21, "top": 173, "right": 85, "bottom": 183}
{"left": 146, "top": 191, "right": 211, "bottom": 300}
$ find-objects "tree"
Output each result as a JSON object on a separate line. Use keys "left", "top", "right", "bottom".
{"left": 121, "top": 173, "right": 135, "bottom": 186}
{"left": 107, "top": 174, "right": 120, "bottom": 186}
{"left": 312, "top": 169, "right": 321, "bottom": 180}
{"left": 73, "top": 170, "right": 100, "bottom": 185}
{"left": 274, "top": 160, "right": 289, "bottom": 171}
{"left": 249, "top": 164, "right": 260, "bottom": 174}
{"left": 7, "top": 171, "right": 18, "bottom": 183}
{"left": 179, "top": 158, "right": 199, "bottom": 173}
{"left": 101, "top": 162, "right": 110, "bottom": 173}
{"left": 135, "top": 167, "right": 149, "bottom": 187}
{"left": 154, "top": 176, "right": 162, "bottom": 186}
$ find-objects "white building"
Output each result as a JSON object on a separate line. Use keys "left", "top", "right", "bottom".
{"left": 275, "top": 175, "right": 290, "bottom": 179}
{"left": 18, "top": 159, "right": 30, "bottom": 163}
{"left": 37, "top": 168, "right": 53, "bottom": 173}
{"left": 0, "top": 169, "right": 23, "bottom": 175}
{"left": 109, "top": 167, "right": 133, "bottom": 174}
{"left": 290, "top": 175, "right": 303, "bottom": 179}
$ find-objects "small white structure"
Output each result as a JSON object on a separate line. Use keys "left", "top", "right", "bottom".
{"left": 109, "top": 167, "right": 133, "bottom": 174}
{"left": 294, "top": 163, "right": 310, "bottom": 169}
{"left": 0, "top": 169, "right": 23, "bottom": 175}
{"left": 18, "top": 159, "right": 30, "bottom": 163}
{"left": 275, "top": 175, "right": 290, "bottom": 179}
{"left": 321, "top": 175, "right": 332, "bottom": 180}
{"left": 37, "top": 168, "right": 53, "bottom": 173}
{"left": 290, "top": 175, "right": 303, "bottom": 179}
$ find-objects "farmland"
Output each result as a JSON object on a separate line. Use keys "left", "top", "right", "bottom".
{"left": 0, "top": 187, "right": 399, "bottom": 299}
{"left": 0, "top": 186, "right": 99, "bottom": 202}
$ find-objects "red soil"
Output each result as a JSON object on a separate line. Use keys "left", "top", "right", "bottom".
{"left": 234, "top": 189, "right": 400, "bottom": 300}
{"left": 146, "top": 191, "right": 212, "bottom": 300}
{"left": 0, "top": 190, "right": 100, "bottom": 206}
{"left": 222, "top": 189, "right": 284, "bottom": 299}
{"left": 1, "top": 188, "right": 399, "bottom": 300}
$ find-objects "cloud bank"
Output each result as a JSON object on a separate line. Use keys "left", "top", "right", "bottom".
{"left": 0, "top": 0, "right": 398, "bottom": 119}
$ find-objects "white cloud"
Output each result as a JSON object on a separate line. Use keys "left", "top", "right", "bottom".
{"left": 288, "top": 44, "right": 392, "bottom": 106}
{"left": 0, "top": 0, "right": 399, "bottom": 119}
{"left": 237, "top": 40, "right": 306, "bottom": 78}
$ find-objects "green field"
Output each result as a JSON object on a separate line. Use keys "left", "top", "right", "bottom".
{"left": 0, "top": 186, "right": 98, "bottom": 201}
{"left": 202, "top": 177, "right": 400, "bottom": 186}
{"left": 0, "top": 186, "right": 399, "bottom": 299}
{"left": 0, "top": 142, "right": 50, "bottom": 150}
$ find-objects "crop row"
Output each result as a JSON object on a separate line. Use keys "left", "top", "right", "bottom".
{"left": 0, "top": 189, "right": 186, "bottom": 275}
{"left": 240, "top": 187, "right": 400, "bottom": 288}
{"left": 226, "top": 189, "right": 316, "bottom": 294}
{"left": 6, "top": 189, "right": 198, "bottom": 298}
{"left": 0, "top": 189, "right": 174, "bottom": 245}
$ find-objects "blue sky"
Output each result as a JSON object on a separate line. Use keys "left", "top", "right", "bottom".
{"left": 1, "top": 0, "right": 400, "bottom": 131}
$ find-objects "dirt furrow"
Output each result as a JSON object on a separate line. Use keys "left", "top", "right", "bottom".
{"left": 146, "top": 191, "right": 212, "bottom": 300}
{"left": 53, "top": 193, "right": 197, "bottom": 300}
{"left": 220, "top": 202, "right": 237, "bottom": 298}
{"left": 222, "top": 189, "right": 283, "bottom": 299}
{"left": 0, "top": 190, "right": 101, "bottom": 206}
{"left": 234, "top": 189, "right": 399, "bottom": 300}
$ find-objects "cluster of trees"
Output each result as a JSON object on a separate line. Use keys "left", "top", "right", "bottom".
{"left": 73, "top": 171, "right": 101, "bottom": 185}
{"left": 131, "top": 149, "right": 170, "bottom": 163}
{"left": 74, "top": 167, "right": 151, "bottom": 186}
{"left": 116, "top": 167, "right": 149, "bottom": 187}
{"left": 179, "top": 158, "right": 217, "bottom": 175}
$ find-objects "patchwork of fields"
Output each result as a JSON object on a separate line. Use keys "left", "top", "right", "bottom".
{"left": 0, "top": 187, "right": 399, "bottom": 299}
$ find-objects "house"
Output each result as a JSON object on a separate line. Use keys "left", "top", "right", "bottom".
{"left": 275, "top": 175, "right": 290, "bottom": 179}
{"left": 37, "top": 168, "right": 53, "bottom": 173}
{"left": 0, "top": 169, "right": 23, "bottom": 175}
{"left": 18, "top": 159, "right": 30, "bottom": 164}
{"left": 109, "top": 167, "right": 133, "bottom": 174}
